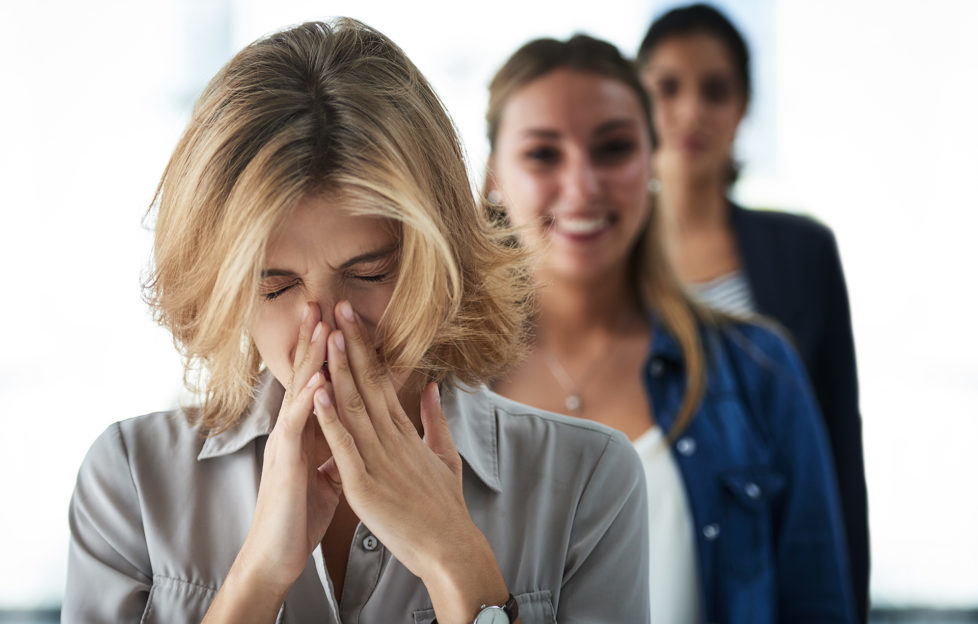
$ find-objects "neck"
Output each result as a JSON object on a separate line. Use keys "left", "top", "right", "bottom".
{"left": 533, "top": 266, "right": 645, "bottom": 356}
{"left": 656, "top": 174, "right": 729, "bottom": 236}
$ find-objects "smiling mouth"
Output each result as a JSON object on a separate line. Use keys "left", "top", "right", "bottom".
{"left": 551, "top": 214, "right": 614, "bottom": 237}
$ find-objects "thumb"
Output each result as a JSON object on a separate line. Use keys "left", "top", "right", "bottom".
{"left": 420, "top": 383, "right": 459, "bottom": 468}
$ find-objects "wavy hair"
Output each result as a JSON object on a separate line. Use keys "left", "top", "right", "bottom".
{"left": 145, "top": 19, "right": 529, "bottom": 433}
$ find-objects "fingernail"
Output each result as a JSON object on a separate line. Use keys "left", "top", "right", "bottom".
{"left": 311, "top": 322, "right": 323, "bottom": 342}
{"left": 334, "top": 332, "right": 345, "bottom": 353}
{"left": 340, "top": 301, "right": 355, "bottom": 323}
{"left": 434, "top": 383, "right": 441, "bottom": 404}
{"left": 306, "top": 371, "right": 320, "bottom": 388}
{"left": 302, "top": 305, "right": 311, "bottom": 323}
{"left": 315, "top": 388, "right": 330, "bottom": 408}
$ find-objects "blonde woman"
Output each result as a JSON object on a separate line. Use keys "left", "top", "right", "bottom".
{"left": 64, "top": 20, "right": 649, "bottom": 623}
{"left": 485, "top": 35, "right": 856, "bottom": 623}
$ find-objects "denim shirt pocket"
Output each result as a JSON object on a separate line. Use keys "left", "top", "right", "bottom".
{"left": 719, "top": 468, "right": 786, "bottom": 578}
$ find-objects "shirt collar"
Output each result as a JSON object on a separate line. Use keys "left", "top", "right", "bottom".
{"left": 196, "top": 373, "right": 504, "bottom": 494}
{"left": 442, "top": 384, "right": 503, "bottom": 493}
{"left": 198, "top": 372, "right": 281, "bottom": 460}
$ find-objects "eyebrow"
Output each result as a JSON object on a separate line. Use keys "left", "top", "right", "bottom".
{"left": 260, "top": 244, "right": 399, "bottom": 279}
{"left": 519, "top": 118, "right": 639, "bottom": 141}
{"left": 594, "top": 119, "right": 640, "bottom": 135}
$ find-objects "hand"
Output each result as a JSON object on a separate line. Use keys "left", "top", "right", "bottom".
{"left": 232, "top": 303, "right": 341, "bottom": 593}
{"left": 314, "top": 301, "right": 510, "bottom": 623}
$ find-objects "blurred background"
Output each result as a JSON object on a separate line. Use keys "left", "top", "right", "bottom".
{"left": 1, "top": 0, "right": 976, "bottom": 620}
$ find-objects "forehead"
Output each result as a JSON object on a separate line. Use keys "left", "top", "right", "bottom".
{"left": 264, "top": 193, "right": 397, "bottom": 266}
{"left": 498, "top": 69, "right": 645, "bottom": 138}
{"left": 643, "top": 33, "right": 737, "bottom": 77}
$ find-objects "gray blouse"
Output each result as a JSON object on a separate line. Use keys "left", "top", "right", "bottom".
{"left": 64, "top": 374, "right": 649, "bottom": 623}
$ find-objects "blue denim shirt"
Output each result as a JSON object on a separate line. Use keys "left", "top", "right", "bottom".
{"left": 645, "top": 319, "right": 857, "bottom": 623}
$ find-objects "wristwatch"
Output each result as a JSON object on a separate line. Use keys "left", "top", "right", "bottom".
{"left": 431, "top": 593, "right": 518, "bottom": 624}
{"left": 473, "top": 593, "right": 518, "bottom": 624}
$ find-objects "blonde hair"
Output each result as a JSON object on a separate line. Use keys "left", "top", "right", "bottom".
{"left": 485, "top": 35, "right": 711, "bottom": 438}
{"left": 145, "top": 19, "right": 529, "bottom": 433}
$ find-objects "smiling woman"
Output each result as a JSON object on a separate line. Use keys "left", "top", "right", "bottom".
{"left": 62, "top": 18, "right": 649, "bottom": 624}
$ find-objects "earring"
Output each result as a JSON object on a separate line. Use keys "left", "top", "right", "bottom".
{"left": 647, "top": 178, "right": 661, "bottom": 194}
{"left": 487, "top": 189, "right": 503, "bottom": 205}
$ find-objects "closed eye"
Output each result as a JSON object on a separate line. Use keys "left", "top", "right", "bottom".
{"left": 262, "top": 284, "right": 295, "bottom": 300}
{"left": 350, "top": 272, "right": 390, "bottom": 283}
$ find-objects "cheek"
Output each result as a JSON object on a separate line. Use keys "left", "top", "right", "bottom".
{"left": 495, "top": 159, "right": 553, "bottom": 226}
{"left": 609, "top": 156, "right": 652, "bottom": 199}
{"left": 249, "top": 304, "right": 300, "bottom": 383}
{"left": 351, "top": 286, "right": 394, "bottom": 333}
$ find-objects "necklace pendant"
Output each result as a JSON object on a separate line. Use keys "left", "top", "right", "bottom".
{"left": 565, "top": 394, "right": 581, "bottom": 413}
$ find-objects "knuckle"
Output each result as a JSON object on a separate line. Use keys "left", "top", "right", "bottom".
{"left": 343, "top": 391, "right": 366, "bottom": 415}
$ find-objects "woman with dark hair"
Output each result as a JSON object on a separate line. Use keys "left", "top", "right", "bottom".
{"left": 485, "top": 31, "right": 856, "bottom": 623}
{"left": 637, "top": 4, "right": 869, "bottom": 619}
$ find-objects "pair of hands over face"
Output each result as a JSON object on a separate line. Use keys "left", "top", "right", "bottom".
{"left": 243, "top": 300, "right": 468, "bottom": 593}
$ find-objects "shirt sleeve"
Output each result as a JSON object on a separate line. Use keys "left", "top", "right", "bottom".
{"left": 558, "top": 432, "right": 650, "bottom": 623}
{"left": 64, "top": 423, "right": 152, "bottom": 623}
{"left": 763, "top": 333, "right": 858, "bottom": 623}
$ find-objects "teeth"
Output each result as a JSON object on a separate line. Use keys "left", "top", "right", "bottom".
{"left": 556, "top": 216, "right": 608, "bottom": 235}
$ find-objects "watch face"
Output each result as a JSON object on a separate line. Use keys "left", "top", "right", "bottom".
{"left": 474, "top": 606, "right": 510, "bottom": 624}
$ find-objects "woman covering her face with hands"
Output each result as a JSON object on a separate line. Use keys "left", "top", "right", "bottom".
{"left": 485, "top": 33, "right": 856, "bottom": 622}
{"left": 64, "top": 20, "right": 649, "bottom": 623}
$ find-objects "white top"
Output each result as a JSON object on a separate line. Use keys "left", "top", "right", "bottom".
{"left": 633, "top": 426, "right": 703, "bottom": 623}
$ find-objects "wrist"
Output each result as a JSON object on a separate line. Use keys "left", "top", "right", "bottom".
{"left": 203, "top": 548, "right": 292, "bottom": 623}
{"left": 421, "top": 525, "right": 510, "bottom": 624}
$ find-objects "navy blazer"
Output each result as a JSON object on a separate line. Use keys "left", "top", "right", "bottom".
{"left": 729, "top": 203, "right": 869, "bottom": 621}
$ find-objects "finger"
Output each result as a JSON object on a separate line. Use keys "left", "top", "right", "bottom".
{"left": 290, "top": 313, "right": 328, "bottom": 404}
{"left": 314, "top": 386, "right": 367, "bottom": 484}
{"left": 326, "top": 330, "right": 383, "bottom": 452}
{"left": 332, "top": 301, "right": 402, "bottom": 438}
{"left": 420, "top": 383, "right": 461, "bottom": 471}
{"left": 318, "top": 456, "right": 343, "bottom": 493}
{"left": 291, "top": 302, "right": 320, "bottom": 378}
{"left": 278, "top": 368, "right": 322, "bottom": 436}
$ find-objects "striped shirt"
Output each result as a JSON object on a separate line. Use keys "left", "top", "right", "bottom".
{"left": 686, "top": 269, "right": 756, "bottom": 316}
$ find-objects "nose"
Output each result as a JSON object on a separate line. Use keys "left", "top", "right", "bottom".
{"left": 304, "top": 294, "right": 338, "bottom": 331}
{"left": 676, "top": 89, "right": 706, "bottom": 126}
{"left": 561, "top": 153, "right": 601, "bottom": 208}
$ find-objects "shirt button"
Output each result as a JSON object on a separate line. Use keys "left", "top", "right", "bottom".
{"left": 649, "top": 358, "right": 665, "bottom": 376}
{"left": 676, "top": 437, "right": 697, "bottom": 456}
{"left": 703, "top": 524, "right": 720, "bottom": 540}
{"left": 362, "top": 535, "right": 379, "bottom": 551}
{"left": 745, "top": 482, "right": 762, "bottom": 499}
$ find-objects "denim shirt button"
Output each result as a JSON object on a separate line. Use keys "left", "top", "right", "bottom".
{"left": 702, "top": 524, "right": 720, "bottom": 540}
{"left": 745, "top": 482, "right": 762, "bottom": 499}
{"left": 676, "top": 437, "right": 697, "bottom": 456}
{"left": 649, "top": 358, "right": 665, "bottom": 376}
{"left": 362, "top": 535, "right": 379, "bottom": 551}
